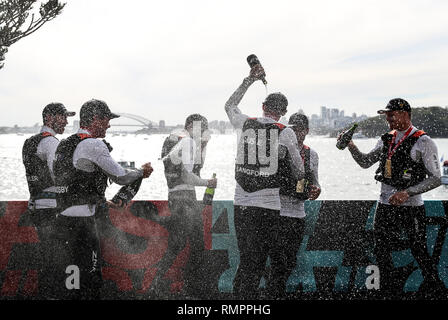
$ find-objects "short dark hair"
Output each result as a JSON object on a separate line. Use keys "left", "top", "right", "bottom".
{"left": 263, "top": 92, "right": 288, "bottom": 115}
{"left": 288, "top": 113, "right": 309, "bottom": 130}
{"left": 185, "top": 114, "right": 208, "bottom": 132}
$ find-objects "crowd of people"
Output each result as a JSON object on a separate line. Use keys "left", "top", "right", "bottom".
{"left": 21, "top": 61, "right": 446, "bottom": 300}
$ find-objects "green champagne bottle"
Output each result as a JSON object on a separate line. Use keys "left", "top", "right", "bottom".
{"left": 203, "top": 173, "right": 216, "bottom": 205}
{"left": 336, "top": 123, "right": 358, "bottom": 150}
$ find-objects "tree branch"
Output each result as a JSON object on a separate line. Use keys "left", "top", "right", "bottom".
{"left": 0, "top": 0, "right": 65, "bottom": 65}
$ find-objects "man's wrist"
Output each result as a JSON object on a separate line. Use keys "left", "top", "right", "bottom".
{"left": 347, "top": 142, "right": 356, "bottom": 152}
{"left": 138, "top": 168, "right": 146, "bottom": 178}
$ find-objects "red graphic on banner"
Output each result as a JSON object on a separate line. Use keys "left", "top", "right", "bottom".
{"left": 101, "top": 201, "right": 190, "bottom": 292}
{"left": 22, "top": 270, "right": 38, "bottom": 296}
{"left": 1, "top": 270, "right": 22, "bottom": 296}
{"left": 0, "top": 202, "right": 38, "bottom": 269}
{"left": 0, "top": 202, "right": 39, "bottom": 297}
{"left": 101, "top": 267, "right": 134, "bottom": 292}
{"left": 0, "top": 200, "right": 215, "bottom": 296}
{"left": 101, "top": 201, "right": 213, "bottom": 293}
{"left": 101, "top": 206, "right": 169, "bottom": 270}
{"left": 202, "top": 204, "right": 213, "bottom": 250}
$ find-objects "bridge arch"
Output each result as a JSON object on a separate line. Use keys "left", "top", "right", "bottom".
{"left": 115, "top": 113, "right": 157, "bottom": 128}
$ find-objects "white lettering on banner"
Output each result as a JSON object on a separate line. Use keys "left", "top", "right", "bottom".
{"left": 65, "top": 265, "right": 80, "bottom": 290}
{"left": 365, "top": 265, "right": 380, "bottom": 290}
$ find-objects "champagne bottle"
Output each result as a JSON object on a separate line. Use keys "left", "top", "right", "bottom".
{"left": 203, "top": 173, "right": 216, "bottom": 205}
{"left": 247, "top": 54, "right": 267, "bottom": 85}
{"left": 336, "top": 123, "right": 358, "bottom": 150}
{"left": 111, "top": 177, "right": 143, "bottom": 206}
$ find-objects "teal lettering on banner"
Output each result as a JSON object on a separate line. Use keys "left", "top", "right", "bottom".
{"left": 210, "top": 200, "right": 448, "bottom": 295}
{"left": 211, "top": 201, "right": 238, "bottom": 293}
{"left": 389, "top": 201, "right": 448, "bottom": 292}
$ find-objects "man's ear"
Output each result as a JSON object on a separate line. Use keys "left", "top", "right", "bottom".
{"left": 91, "top": 115, "right": 102, "bottom": 124}
{"left": 43, "top": 114, "right": 52, "bottom": 126}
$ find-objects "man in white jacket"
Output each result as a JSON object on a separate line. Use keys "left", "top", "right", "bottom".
{"left": 134, "top": 114, "right": 216, "bottom": 298}
{"left": 22, "top": 102, "right": 75, "bottom": 299}
{"left": 273, "top": 113, "right": 321, "bottom": 297}
{"left": 225, "top": 63, "right": 305, "bottom": 298}
{"left": 52, "top": 99, "right": 153, "bottom": 299}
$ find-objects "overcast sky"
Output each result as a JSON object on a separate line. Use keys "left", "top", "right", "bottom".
{"left": 1, "top": 0, "right": 448, "bottom": 127}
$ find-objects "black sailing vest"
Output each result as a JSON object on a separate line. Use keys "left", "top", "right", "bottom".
{"left": 22, "top": 132, "right": 56, "bottom": 199}
{"left": 53, "top": 134, "right": 110, "bottom": 211}
{"left": 235, "top": 118, "right": 285, "bottom": 193}
{"left": 374, "top": 130, "right": 428, "bottom": 189}
{"left": 279, "top": 145, "right": 312, "bottom": 200}
{"left": 161, "top": 135, "right": 203, "bottom": 189}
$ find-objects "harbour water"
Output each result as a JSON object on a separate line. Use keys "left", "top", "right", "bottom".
{"left": 1, "top": 133, "right": 447, "bottom": 201}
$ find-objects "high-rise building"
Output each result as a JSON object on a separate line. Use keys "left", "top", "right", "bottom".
{"left": 330, "top": 108, "right": 339, "bottom": 119}
{"left": 320, "top": 106, "right": 327, "bottom": 120}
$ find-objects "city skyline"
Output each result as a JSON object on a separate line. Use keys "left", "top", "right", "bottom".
{"left": 0, "top": 104, "right": 366, "bottom": 129}
{"left": 3, "top": 103, "right": 448, "bottom": 133}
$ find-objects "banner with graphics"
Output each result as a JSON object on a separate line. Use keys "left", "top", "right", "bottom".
{"left": 1, "top": 200, "right": 447, "bottom": 299}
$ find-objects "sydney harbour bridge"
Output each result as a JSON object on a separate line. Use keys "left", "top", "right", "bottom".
{"left": 70, "top": 112, "right": 174, "bottom": 134}
{"left": 109, "top": 113, "right": 175, "bottom": 134}
{"left": 69, "top": 112, "right": 228, "bottom": 134}
{"left": 113, "top": 113, "right": 157, "bottom": 128}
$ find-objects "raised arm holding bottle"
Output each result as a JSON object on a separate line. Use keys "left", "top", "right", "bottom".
{"left": 225, "top": 55, "right": 305, "bottom": 299}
